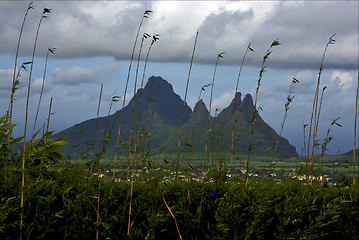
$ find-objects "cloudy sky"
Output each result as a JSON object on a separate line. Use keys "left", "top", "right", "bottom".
{"left": 0, "top": 1, "right": 358, "bottom": 155}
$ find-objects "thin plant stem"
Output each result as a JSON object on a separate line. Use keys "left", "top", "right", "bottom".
{"left": 204, "top": 52, "right": 225, "bottom": 173}
{"left": 128, "top": 34, "right": 159, "bottom": 236}
{"left": 303, "top": 122, "right": 308, "bottom": 160}
{"left": 320, "top": 118, "right": 341, "bottom": 181}
{"left": 162, "top": 196, "right": 183, "bottom": 240}
{"left": 95, "top": 92, "right": 122, "bottom": 239}
{"left": 230, "top": 43, "right": 253, "bottom": 173}
{"left": 127, "top": 33, "right": 150, "bottom": 170}
{"left": 111, "top": 10, "right": 152, "bottom": 192}
{"left": 271, "top": 77, "right": 298, "bottom": 166}
{"left": 33, "top": 48, "right": 55, "bottom": 137}
{"left": 145, "top": 82, "right": 160, "bottom": 154}
{"left": 90, "top": 83, "right": 103, "bottom": 161}
{"left": 354, "top": 71, "right": 359, "bottom": 184}
{"left": 7, "top": 2, "right": 33, "bottom": 151}
{"left": 310, "top": 86, "right": 327, "bottom": 181}
{"left": 246, "top": 39, "right": 280, "bottom": 186}
{"left": 139, "top": 81, "right": 155, "bottom": 158}
{"left": 211, "top": 108, "right": 220, "bottom": 169}
{"left": 306, "top": 34, "right": 335, "bottom": 182}
{"left": 193, "top": 84, "right": 210, "bottom": 168}
{"left": 176, "top": 31, "right": 198, "bottom": 179}
{"left": 20, "top": 7, "right": 51, "bottom": 237}
{"left": 39, "top": 97, "right": 53, "bottom": 177}
{"left": 100, "top": 92, "right": 121, "bottom": 154}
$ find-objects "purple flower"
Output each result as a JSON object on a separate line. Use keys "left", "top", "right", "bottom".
{"left": 209, "top": 190, "right": 215, "bottom": 197}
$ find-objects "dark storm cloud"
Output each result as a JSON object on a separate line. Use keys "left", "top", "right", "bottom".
{"left": 0, "top": 1, "right": 357, "bottom": 70}
{"left": 246, "top": 1, "right": 358, "bottom": 70}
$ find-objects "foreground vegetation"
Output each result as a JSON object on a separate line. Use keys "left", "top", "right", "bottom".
{"left": 1, "top": 3, "right": 358, "bottom": 239}
{"left": 1, "top": 158, "right": 359, "bottom": 239}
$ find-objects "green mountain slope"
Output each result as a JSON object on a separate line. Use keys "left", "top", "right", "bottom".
{"left": 53, "top": 76, "right": 298, "bottom": 160}
{"left": 53, "top": 76, "right": 191, "bottom": 158}
{"left": 167, "top": 92, "right": 298, "bottom": 159}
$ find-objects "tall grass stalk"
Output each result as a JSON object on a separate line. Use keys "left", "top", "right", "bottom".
{"left": 139, "top": 80, "right": 156, "bottom": 158}
{"left": 100, "top": 92, "right": 121, "bottom": 155}
{"left": 111, "top": 10, "right": 152, "bottom": 190}
{"left": 230, "top": 43, "right": 253, "bottom": 172}
{"left": 204, "top": 52, "right": 225, "bottom": 171}
{"left": 271, "top": 77, "right": 298, "bottom": 166}
{"left": 309, "top": 85, "right": 327, "bottom": 180}
{"left": 320, "top": 118, "right": 341, "bottom": 180}
{"left": 90, "top": 83, "right": 103, "bottom": 161}
{"left": 354, "top": 72, "right": 359, "bottom": 184}
{"left": 128, "top": 34, "right": 159, "bottom": 236}
{"left": 303, "top": 122, "right": 308, "bottom": 157}
{"left": 32, "top": 48, "right": 55, "bottom": 137}
{"left": 131, "top": 33, "right": 159, "bottom": 167}
{"left": 127, "top": 33, "right": 150, "bottom": 170}
{"left": 210, "top": 108, "right": 221, "bottom": 169}
{"left": 7, "top": 2, "right": 33, "bottom": 151}
{"left": 40, "top": 97, "right": 53, "bottom": 177}
{"left": 246, "top": 39, "right": 280, "bottom": 186}
{"left": 193, "top": 84, "right": 210, "bottom": 168}
{"left": 144, "top": 82, "right": 160, "bottom": 154}
{"left": 140, "top": 81, "right": 154, "bottom": 132}
{"left": 95, "top": 92, "right": 122, "bottom": 240}
{"left": 162, "top": 196, "right": 183, "bottom": 240}
{"left": 176, "top": 31, "right": 198, "bottom": 178}
{"left": 306, "top": 34, "right": 335, "bottom": 179}
{"left": 20, "top": 7, "right": 51, "bottom": 236}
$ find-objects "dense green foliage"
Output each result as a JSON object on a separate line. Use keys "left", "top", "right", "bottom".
{"left": 1, "top": 114, "right": 358, "bottom": 239}
{"left": 2, "top": 115, "right": 358, "bottom": 239}
{"left": 1, "top": 164, "right": 359, "bottom": 239}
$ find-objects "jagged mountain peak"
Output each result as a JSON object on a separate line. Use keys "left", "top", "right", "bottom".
{"left": 230, "top": 92, "right": 242, "bottom": 106}
{"left": 243, "top": 93, "right": 254, "bottom": 106}
{"left": 185, "top": 99, "right": 209, "bottom": 131}
{"left": 53, "top": 76, "right": 298, "bottom": 159}
{"left": 193, "top": 99, "right": 208, "bottom": 113}
{"left": 145, "top": 76, "right": 173, "bottom": 92}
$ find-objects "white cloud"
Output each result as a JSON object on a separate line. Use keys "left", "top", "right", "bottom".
{"left": 0, "top": 68, "right": 50, "bottom": 100}
{"left": 212, "top": 91, "right": 235, "bottom": 114}
{"left": 0, "top": 68, "right": 13, "bottom": 90}
{"left": 331, "top": 70, "right": 354, "bottom": 90}
{"left": 52, "top": 66, "right": 103, "bottom": 85}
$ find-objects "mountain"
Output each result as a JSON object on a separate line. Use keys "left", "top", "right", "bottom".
{"left": 53, "top": 76, "right": 298, "bottom": 159}
{"left": 53, "top": 76, "right": 191, "bottom": 157}
{"left": 172, "top": 92, "right": 297, "bottom": 158}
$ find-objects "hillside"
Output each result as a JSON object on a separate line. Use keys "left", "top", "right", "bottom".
{"left": 53, "top": 76, "right": 298, "bottom": 159}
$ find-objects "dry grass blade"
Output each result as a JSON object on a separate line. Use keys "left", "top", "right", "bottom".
{"left": 90, "top": 83, "right": 103, "bottom": 161}
{"left": 20, "top": 7, "right": 50, "bottom": 237}
{"left": 176, "top": 31, "right": 198, "bottom": 178}
{"left": 230, "top": 43, "right": 253, "bottom": 172}
{"left": 144, "top": 82, "right": 160, "bottom": 153}
{"left": 127, "top": 33, "right": 149, "bottom": 171}
{"left": 111, "top": 10, "right": 151, "bottom": 192}
{"left": 271, "top": 77, "right": 298, "bottom": 166}
{"left": 7, "top": 2, "right": 33, "bottom": 151}
{"left": 128, "top": 33, "right": 159, "bottom": 236}
{"left": 204, "top": 52, "right": 225, "bottom": 172}
{"left": 306, "top": 34, "right": 336, "bottom": 180}
{"left": 246, "top": 39, "right": 280, "bottom": 186}
{"left": 162, "top": 196, "right": 183, "bottom": 240}
{"left": 354, "top": 71, "right": 359, "bottom": 184}
{"left": 33, "top": 48, "right": 55, "bottom": 137}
